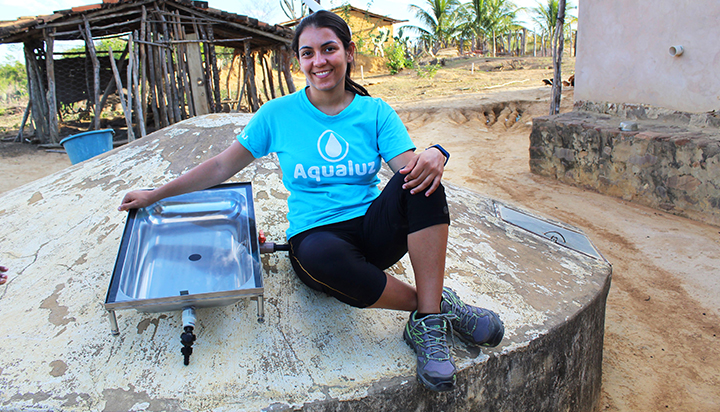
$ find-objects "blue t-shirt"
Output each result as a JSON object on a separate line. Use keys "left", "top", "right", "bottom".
{"left": 237, "top": 88, "right": 415, "bottom": 239}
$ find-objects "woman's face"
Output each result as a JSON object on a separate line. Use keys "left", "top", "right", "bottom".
{"left": 297, "top": 26, "right": 354, "bottom": 95}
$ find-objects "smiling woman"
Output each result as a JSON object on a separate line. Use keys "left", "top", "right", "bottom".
{"left": 290, "top": 9, "right": 370, "bottom": 112}
{"left": 118, "top": 9, "right": 502, "bottom": 393}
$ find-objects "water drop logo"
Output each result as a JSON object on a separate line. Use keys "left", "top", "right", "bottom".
{"left": 317, "top": 130, "right": 349, "bottom": 162}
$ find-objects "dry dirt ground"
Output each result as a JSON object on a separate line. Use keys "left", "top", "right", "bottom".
{"left": 1, "top": 56, "right": 718, "bottom": 410}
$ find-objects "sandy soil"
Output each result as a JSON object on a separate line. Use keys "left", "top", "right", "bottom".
{"left": 1, "top": 56, "right": 718, "bottom": 410}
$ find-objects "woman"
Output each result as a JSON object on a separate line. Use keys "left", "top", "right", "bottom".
{"left": 119, "top": 10, "right": 503, "bottom": 392}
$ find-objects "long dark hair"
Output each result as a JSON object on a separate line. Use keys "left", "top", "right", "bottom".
{"left": 291, "top": 10, "right": 370, "bottom": 97}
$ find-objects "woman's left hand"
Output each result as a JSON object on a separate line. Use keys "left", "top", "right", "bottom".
{"left": 395, "top": 148, "right": 446, "bottom": 196}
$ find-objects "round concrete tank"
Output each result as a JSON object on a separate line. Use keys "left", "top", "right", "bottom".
{"left": 0, "top": 114, "right": 611, "bottom": 411}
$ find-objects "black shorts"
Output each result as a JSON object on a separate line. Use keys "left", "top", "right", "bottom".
{"left": 288, "top": 171, "right": 450, "bottom": 308}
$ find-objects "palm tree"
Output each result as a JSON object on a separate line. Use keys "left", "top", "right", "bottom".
{"left": 458, "top": 0, "right": 517, "bottom": 56}
{"left": 403, "top": 0, "right": 462, "bottom": 55}
{"left": 280, "top": 0, "right": 309, "bottom": 21}
{"left": 530, "top": 0, "right": 575, "bottom": 54}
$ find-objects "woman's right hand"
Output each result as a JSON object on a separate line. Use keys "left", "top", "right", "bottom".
{"left": 118, "top": 190, "right": 156, "bottom": 212}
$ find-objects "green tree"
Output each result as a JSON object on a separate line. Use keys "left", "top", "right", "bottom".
{"left": 458, "top": 0, "right": 517, "bottom": 55}
{"left": 530, "top": 0, "right": 575, "bottom": 49}
{"left": 403, "top": 0, "right": 462, "bottom": 55}
{"left": 0, "top": 59, "right": 28, "bottom": 102}
{"left": 62, "top": 37, "right": 129, "bottom": 56}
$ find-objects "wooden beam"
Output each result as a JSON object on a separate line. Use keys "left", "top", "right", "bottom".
{"left": 172, "top": 11, "right": 189, "bottom": 120}
{"left": 44, "top": 28, "right": 60, "bottom": 144}
{"left": 140, "top": 7, "right": 149, "bottom": 131}
{"left": 39, "top": 0, "right": 154, "bottom": 29}
{"left": 244, "top": 41, "right": 259, "bottom": 111}
{"left": 157, "top": 5, "right": 181, "bottom": 122}
{"left": 167, "top": 2, "right": 292, "bottom": 45}
{"left": 15, "top": 100, "right": 31, "bottom": 142}
{"left": 131, "top": 32, "right": 146, "bottom": 138}
{"left": 81, "top": 17, "right": 102, "bottom": 131}
{"left": 108, "top": 46, "right": 135, "bottom": 141}
{"left": 207, "top": 24, "right": 222, "bottom": 112}
{"left": 23, "top": 41, "right": 49, "bottom": 142}
{"left": 127, "top": 33, "right": 134, "bottom": 140}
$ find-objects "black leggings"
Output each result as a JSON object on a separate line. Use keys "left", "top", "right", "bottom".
{"left": 288, "top": 171, "right": 450, "bottom": 308}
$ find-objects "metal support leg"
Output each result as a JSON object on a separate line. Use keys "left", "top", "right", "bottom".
{"left": 108, "top": 310, "right": 120, "bottom": 336}
{"left": 257, "top": 294, "right": 265, "bottom": 323}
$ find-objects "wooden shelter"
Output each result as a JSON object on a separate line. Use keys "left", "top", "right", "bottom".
{"left": 0, "top": 0, "right": 296, "bottom": 144}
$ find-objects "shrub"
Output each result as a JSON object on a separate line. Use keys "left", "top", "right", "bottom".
{"left": 416, "top": 64, "right": 440, "bottom": 79}
{"left": 385, "top": 43, "right": 412, "bottom": 75}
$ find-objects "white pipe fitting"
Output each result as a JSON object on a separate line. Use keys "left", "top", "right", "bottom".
{"left": 182, "top": 307, "right": 197, "bottom": 329}
{"left": 669, "top": 45, "right": 684, "bottom": 57}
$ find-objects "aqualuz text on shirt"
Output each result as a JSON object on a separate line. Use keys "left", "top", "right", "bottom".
{"left": 293, "top": 160, "right": 378, "bottom": 182}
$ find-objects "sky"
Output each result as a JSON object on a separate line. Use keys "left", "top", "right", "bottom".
{"left": 0, "top": 0, "right": 556, "bottom": 62}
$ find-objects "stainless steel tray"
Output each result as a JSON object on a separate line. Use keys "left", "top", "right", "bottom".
{"left": 105, "top": 182, "right": 263, "bottom": 333}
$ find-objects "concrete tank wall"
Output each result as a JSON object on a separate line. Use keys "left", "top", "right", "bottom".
{"left": 575, "top": 0, "right": 720, "bottom": 113}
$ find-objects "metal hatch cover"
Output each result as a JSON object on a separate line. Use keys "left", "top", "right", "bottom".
{"left": 494, "top": 202, "right": 605, "bottom": 261}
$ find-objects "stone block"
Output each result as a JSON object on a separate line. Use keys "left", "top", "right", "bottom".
{"left": 530, "top": 106, "right": 720, "bottom": 226}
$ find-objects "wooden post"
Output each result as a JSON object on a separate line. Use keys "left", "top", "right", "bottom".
{"left": 98, "top": 46, "right": 129, "bottom": 130}
{"left": 226, "top": 52, "right": 237, "bottom": 107}
{"left": 260, "top": 51, "right": 272, "bottom": 101}
{"left": 178, "top": 21, "right": 195, "bottom": 118}
{"left": 145, "top": 28, "right": 163, "bottom": 129}
{"left": 550, "top": 0, "right": 566, "bottom": 116}
{"left": 275, "top": 49, "right": 285, "bottom": 96}
{"left": 108, "top": 46, "right": 135, "bottom": 141}
{"left": 126, "top": 33, "right": 134, "bottom": 140}
{"left": 264, "top": 52, "right": 275, "bottom": 100}
{"left": 573, "top": 30, "right": 577, "bottom": 57}
{"left": 140, "top": 6, "right": 149, "bottom": 131}
{"left": 15, "top": 101, "right": 31, "bottom": 142}
{"left": 133, "top": 31, "right": 146, "bottom": 138}
{"left": 172, "top": 11, "right": 189, "bottom": 120}
{"left": 23, "top": 41, "right": 49, "bottom": 142}
{"left": 81, "top": 18, "right": 101, "bottom": 131}
{"left": 236, "top": 47, "right": 248, "bottom": 111}
{"left": 185, "top": 32, "right": 210, "bottom": 115}
{"left": 44, "top": 29, "right": 60, "bottom": 144}
{"left": 157, "top": 7, "right": 181, "bottom": 123}
{"left": 492, "top": 30, "right": 496, "bottom": 57}
{"left": 281, "top": 46, "right": 295, "bottom": 94}
{"left": 244, "top": 41, "right": 259, "bottom": 111}
{"left": 198, "top": 24, "right": 215, "bottom": 112}
{"left": 206, "top": 25, "right": 222, "bottom": 113}
{"left": 158, "top": 30, "right": 176, "bottom": 124}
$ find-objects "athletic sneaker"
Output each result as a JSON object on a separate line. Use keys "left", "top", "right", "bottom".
{"left": 403, "top": 312, "right": 457, "bottom": 392}
{"left": 441, "top": 287, "right": 504, "bottom": 347}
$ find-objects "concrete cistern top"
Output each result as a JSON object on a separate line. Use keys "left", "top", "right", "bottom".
{"left": 0, "top": 113, "right": 611, "bottom": 411}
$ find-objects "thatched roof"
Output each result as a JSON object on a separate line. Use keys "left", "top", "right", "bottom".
{"left": 0, "top": 0, "right": 294, "bottom": 49}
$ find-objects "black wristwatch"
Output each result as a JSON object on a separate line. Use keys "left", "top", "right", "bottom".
{"left": 427, "top": 144, "right": 450, "bottom": 166}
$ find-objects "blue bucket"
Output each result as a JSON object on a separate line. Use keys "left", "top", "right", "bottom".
{"left": 59, "top": 129, "right": 114, "bottom": 164}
